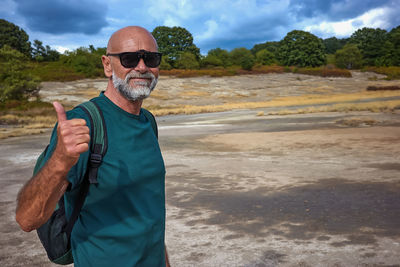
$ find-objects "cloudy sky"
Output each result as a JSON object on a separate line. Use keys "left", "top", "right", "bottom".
{"left": 1, "top": 0, "right": 399, "bottom": 54}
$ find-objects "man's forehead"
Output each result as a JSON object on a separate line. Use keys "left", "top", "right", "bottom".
{"left": 107, "top": 27, "right": 157, "bottom": 52}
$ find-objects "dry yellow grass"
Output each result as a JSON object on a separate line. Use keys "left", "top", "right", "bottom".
{"left": 269, "top": 90, "right": 400, "bottom": 107}
{"left": 0, "top": 107, "right": 56, "bottom": 139}
{"left": 267, "top": 100, "right": 400, "bottom": 115}
{"left": 148, "top": 90, "right": 170, "bottom": 100}
{"left": 335, "top": 117, "right": 377, "bottom": 127}
{"left": 2, "top": 88, "right": 399, "bottom": 139}
{"left": 180, "top": 91, "right": 211, "bottom": 97}
{"left": 0, "top": 114, "right": 55, "bottom": 125}
{"left": 149, "top": 90, "right": 400, "bottom": 116}
{"left": 0, "top": 127, "right": 48, "bottom": 139}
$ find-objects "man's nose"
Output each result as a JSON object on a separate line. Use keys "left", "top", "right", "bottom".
{"left": 134, "top": 58, "right": 148, "bottom": 73}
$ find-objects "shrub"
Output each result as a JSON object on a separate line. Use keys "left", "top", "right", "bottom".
{"left": 252, "top": 65, "right": 286, "bottom": 74}
{"left": 367, "top": 85, "right": 400, "bottom": 91}
{"left": 61, "top": 47, "right": 105, "bottom": 77}
{"left": 229, "top": 47, "right": 254, "bottom": 67}
{"left": 28, "top": 61, "right": 86, "bottom": 81}
{"left": 255, "top": 49, "right": 276, "bottom": 65}
{"left": 240, "top": 56, "right": 255, "bottom": 70}
{"left": 0, "top": 45, "right": 41, "bottom": 101}
{"left": 207, "top": 48, "right": 232, "bottom": 67}
{"left": 200, "top": 55, "right": 223, "bottom": 68}
{"left": 160, "top": 57, "right": 172, "bottom": 70}
{"left": 335, "top": 44, "right": 363, "bottom": 69}
{"left": 295, "top": 66, "right": 352, "bottom": 77}
{"left": 174, "top": 52, "right": 200, "bottom": 69}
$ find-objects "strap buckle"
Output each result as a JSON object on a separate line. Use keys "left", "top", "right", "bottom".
{"left": 89, "top": 153, "right": 102, "bottom": 167}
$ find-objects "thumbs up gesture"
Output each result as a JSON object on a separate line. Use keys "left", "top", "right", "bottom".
{"left": 53, "top": 102, "right": 90, "bottom": 169}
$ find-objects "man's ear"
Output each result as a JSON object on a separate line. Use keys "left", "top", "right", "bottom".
{"left": 102, "top": 55, "right": 112, "bottom": 78}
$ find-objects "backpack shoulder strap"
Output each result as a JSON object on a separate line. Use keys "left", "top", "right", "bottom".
{"left": 76, "top": 100, "right": 108, "bottom": 184}
{"left": 63, "top": 100, "right": 107, "bottom": 237}
{"left": 142, "top": 108, "right": 158, "bottom": 139}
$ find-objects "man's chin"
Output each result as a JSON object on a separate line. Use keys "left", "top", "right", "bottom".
{"left": 120, "top": 87, "right": 151, "bottom": 101}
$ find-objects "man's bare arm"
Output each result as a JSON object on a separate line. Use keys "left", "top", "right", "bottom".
{"left": 165, "top": 245, "right": 171, "bottom": 267}
{"left": 15, "top": 102, "right": 90, "bottom": 232}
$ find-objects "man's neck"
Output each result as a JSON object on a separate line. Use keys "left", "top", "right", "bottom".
{"left": 104, "top": 80, "right": 143, "bottom": 115}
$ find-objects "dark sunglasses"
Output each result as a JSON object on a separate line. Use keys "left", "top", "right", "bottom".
{"left": 106, "top": 50, "right": 162, "bottom": 68}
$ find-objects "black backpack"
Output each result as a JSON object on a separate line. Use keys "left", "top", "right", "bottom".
{"left": 34, "top": 100, "right": 158, "bottom": 265}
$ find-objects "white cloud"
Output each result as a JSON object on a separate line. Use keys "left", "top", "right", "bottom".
{"left": 147, "top": 0, "right": 197, "bottom": 27}
{"left": 356, "top": 7, "right": 393, "bottom": 29}
{"left": 195, "top": 20, "right": 218, "bottom": 41}
{"left": 164, "top": 16, "right": 180, "bottom": 27}
{"left": 54, "top": 46, "right": 72, "bottom": 53}
{"left": 304, "top": 6, "right": 394, "bottom": 38}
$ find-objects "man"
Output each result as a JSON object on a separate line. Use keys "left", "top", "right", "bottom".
{"left": 16, "top": 26, "right": 170, "bottom": 266}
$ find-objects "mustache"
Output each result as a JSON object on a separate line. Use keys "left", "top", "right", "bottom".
{"left": 125, "top": 71, "right": 155, "bottom": 81}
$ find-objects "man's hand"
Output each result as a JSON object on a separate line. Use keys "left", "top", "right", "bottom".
{"left": 53, "top": 102, "right": 90, "bottom": 170}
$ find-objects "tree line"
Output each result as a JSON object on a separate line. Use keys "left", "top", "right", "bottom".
{"left": 158, "top": 26, "right": 399, "bottom": 70}
{"left": 1, "top": 18, "right": 399, "bottom": 101}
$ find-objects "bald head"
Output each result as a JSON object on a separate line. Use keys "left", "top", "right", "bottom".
{"left": 107, "top": 26, "right": 158, "bottom": 54}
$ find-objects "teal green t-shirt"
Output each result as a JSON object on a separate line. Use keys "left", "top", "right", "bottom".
{"left": 45, "top": 93, "right": 166, "bottom": 266}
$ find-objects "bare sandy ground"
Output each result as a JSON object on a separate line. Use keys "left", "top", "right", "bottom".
{"left": 1, "top": 72, "right": 400, "bottom": 266}
{"left": 159, "top": 110, "right": 400, "bottom": 267}
{"left": 39, "top": 71, "right": 398, "bottom": 107}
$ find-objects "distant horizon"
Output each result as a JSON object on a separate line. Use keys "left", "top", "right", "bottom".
{"left": 1, "top": 0, "right": 399, "bottom": 54}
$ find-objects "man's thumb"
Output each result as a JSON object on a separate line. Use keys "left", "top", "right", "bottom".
{"left": 53, "top": 102, "right": 67, "bottom": 122}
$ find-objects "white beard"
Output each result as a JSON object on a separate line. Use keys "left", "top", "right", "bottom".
{"left": 112, "top": 71, "right": 158, "bottom": 101}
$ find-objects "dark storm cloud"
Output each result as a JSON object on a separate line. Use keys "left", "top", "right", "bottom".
{"left": 199, "top": 25, "right": 283, "bottom": 52}
{"left": 15, "top": 0, "right": 108, "bottom": 34}
{"left": 386, "top": 1, "right": 400, "bottom": 30}
{"left": 4, "top": 0, "right": 399, "bottom": 54}
{"left": 290, "top": 0, "right": 393, "bottom": 20}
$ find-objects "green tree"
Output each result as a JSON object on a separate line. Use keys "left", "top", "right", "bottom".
{"left": 0, "top": 19, "right": 31, "bottom": 57}
{"left": 44, "top": 45, "right": 61, "bottom": 62}
{"left": 32, "top": 40, "right": 46, "bottom": 61}
{"left": 278, "top": 30, "right": 326, "bottom": 67}
{"left": 200, "top": 54, "right": 223, "bottom": 68}
{"left": 175, "top": 52, "right": 200, "bottom": 69}
{"left": 207, "top": 48, "right": 231, "bottom": 67}
{"left": 388, "top": 26, "right": 400, "bottom": 66}
{"left": 31, "top": 40, "right": 60, "bottom": 62}
{"left": 229, "top": 47, "right": 255, "bottom": 69}
{"left": 152, "top": 26, "right": 200, "bottom": 66}
{"left": 349, "top": 27, "right": 388, "bottom": 66}
{"left": 251, "top": 41, "right": 280, "bottom": 56}
{"left": 62, "top": 46, "right": 104, "bottom": 77}
{"left": 323, "top": 37, "right": 348, "bottom": 54}
{"left": 255, "top": 49, "right": 276, "bottom": 65}
{"left": 0, "top": 45, "right": 41, "bottom": 101}
{"left": 159, "top": 56, "right": 172, "bottom": 70}
{"left": 240, "top": 56, "right": 255, "bottom": 70}
{"left": 334, "top": 44, "right": 363, "bottom": 69}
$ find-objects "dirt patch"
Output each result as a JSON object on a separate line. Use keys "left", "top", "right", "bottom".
{"left": 199, "top": 127, "right": 400, "bottom": 156}
{"left": 367, "top": 85, "right": 400, "bottom": 91}
{"left": 159, "top": 116, "right": 400, "bottom": 266}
